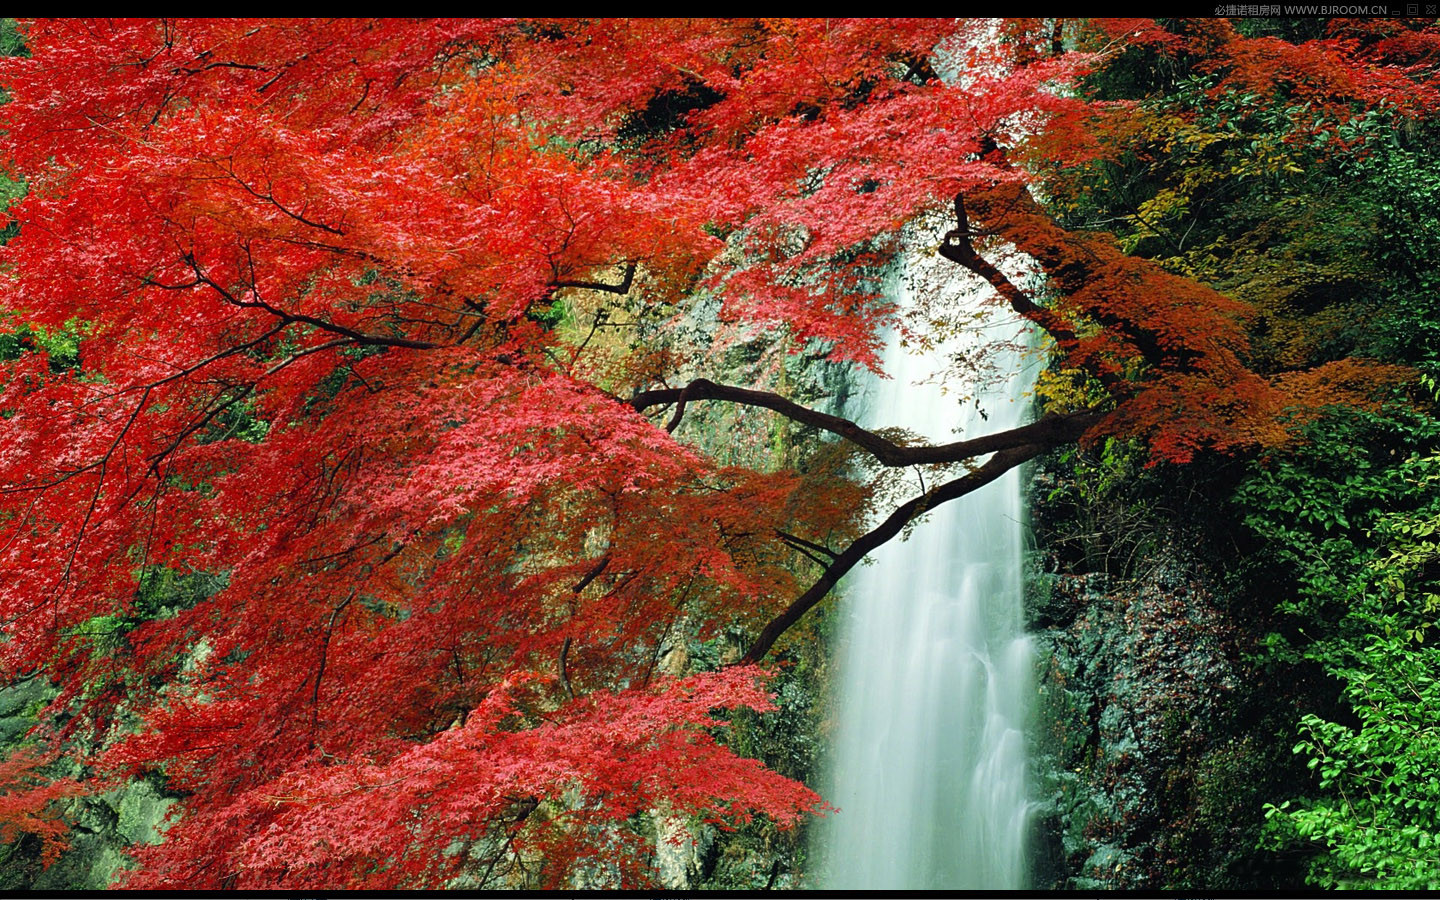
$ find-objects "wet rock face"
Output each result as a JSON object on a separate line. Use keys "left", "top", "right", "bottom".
{"left": 642, "top": 298, "right": 846, "bottom": 893}
{"left": 656, "top": 811, "right": 715, "bottom": 889}
{"left": 0, "top": 679, "right": 176, "bottom": 890}
{"left": 26, "top": 780, "right": 174, "bottom": 891}
{"left": 1026, "top": 559, "right": 1300, "bottom": 891}
{"left": 0, "top": 678, "right": 51, "bottom": 746}
{"left": 0, "top": 768, "right": 175, "bottom": 890}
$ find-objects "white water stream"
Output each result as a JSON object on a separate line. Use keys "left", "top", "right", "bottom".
{"left": 820, "top": 254, "right": 1037, "bottom": 889}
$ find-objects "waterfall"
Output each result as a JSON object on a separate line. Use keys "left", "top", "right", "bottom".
{"left": 819, "top": 251, "right": 1036, "bottom": 889}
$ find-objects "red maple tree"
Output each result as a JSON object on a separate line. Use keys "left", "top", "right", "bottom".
{"left": 0, "top": 17, "right": 1431, "bottom": 889}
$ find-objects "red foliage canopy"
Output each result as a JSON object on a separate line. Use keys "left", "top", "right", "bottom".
{"left": 0, "top": 17, "right": 1430, "bottom": 889}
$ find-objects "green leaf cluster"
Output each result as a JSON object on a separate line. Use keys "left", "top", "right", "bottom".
{"left": 1258, "top": 474, "right": 1440, "bottom": 887}
{"left": 1241, "top": 427, "right": 1440, "bottom": 887}
{"left": 1047, "top": 25, "right": 1440, "bottom": 888}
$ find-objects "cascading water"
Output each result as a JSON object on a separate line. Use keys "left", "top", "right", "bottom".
{"left": 820, "top": 251, "right": 1037, "bottom": 890}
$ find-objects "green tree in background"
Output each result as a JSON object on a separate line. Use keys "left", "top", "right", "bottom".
{"left": 1039, "top": 17, "right": 1440, "bottom": 889}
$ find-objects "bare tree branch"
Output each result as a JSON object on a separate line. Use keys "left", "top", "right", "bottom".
{"left": 552, "top": 261, "right": 637, "bottom": 295}
{"left": 775, "top": 529, "right": 838, "bottom": 561}
{"left": 939, "top": 193, "right": 1091, "bottom": 371}
{"left": 161, "top": 252, "right": 443, "bottom": 350}
{"left": 740, "top": 442, "right": 1046, "bottom": 664}
{"left": 633, "top": 377, "right": 1100, "bottom": 466}
{"left": 559, "top": 636, "right": 576, "bottom": 701}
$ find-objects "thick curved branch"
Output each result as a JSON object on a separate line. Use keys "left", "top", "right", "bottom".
{"left": 558, "top": 637, "right": 576, "bottom": 702}
{"left": 940, "top": 196, "right": 1060, "bottom": 333}
{"left": 938, "top": 193, "right": 1117, "bottom": 389}
{"left": 633, "top": 378, "right": 1100, "bottom": 466}
{"left": 740, "top": 442, "right": 1047, "bottom": 664}
{"left": 552, "top": 261, "right": 637, "bottom": 295}
{"left": 775, "top": 529, "right": 837, "bottom": 563}
{"left": 942, "top": 185, "right": 1207, "bottom": 385}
